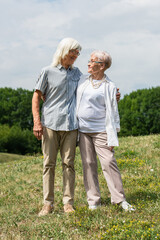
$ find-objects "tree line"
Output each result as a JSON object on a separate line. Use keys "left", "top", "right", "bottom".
{"left": 118, "top": 86, "right": 160, "bottom": 136}
{"left": 0, "top": 86, "right": 159, "bottom": 154}
{"left": 0, "top": 88, "right": 41, "bottom": 154}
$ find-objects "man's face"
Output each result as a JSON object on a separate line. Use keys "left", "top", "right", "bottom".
{"left": 62, "top": 49, "right": 80, "bottom": 67}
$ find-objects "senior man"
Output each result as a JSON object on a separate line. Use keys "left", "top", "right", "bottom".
{"left": 32, "top": 38, "right": 120, "bottom": 216}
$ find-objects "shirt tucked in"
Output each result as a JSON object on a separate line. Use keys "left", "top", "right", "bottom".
{"left": 35, "top": 64, "right": 82, "bottom": 131}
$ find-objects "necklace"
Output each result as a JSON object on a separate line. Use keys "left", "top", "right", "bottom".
{"left": 89, "top": 75, "right": 106, "bottom": 89}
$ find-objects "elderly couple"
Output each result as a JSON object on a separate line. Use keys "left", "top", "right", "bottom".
{"left": 32, "top": 38, "right": 135, "bottom": 216}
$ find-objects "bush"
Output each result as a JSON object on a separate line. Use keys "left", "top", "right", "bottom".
{"left": 118, "top": 87, "right": 160, "bottom": 136}
{"left": 0, "top": 125, "right": 41, "bottom": 155}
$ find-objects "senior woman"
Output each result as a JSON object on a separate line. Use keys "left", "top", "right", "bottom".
{"left": 76, "top": 50, "right": 135, "bottom": 211}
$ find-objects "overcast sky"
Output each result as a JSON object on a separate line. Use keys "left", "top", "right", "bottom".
{"left": 0, "top": 0, "right": 160, "bottom": 97}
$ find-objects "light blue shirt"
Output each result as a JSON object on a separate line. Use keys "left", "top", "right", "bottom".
{"left": 35, "top": 64, "right": 82, "bottom": 131}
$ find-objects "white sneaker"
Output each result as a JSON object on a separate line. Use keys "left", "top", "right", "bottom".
{"left": 120, "top": 201, "right": 135, "bottom": 212}
{"left": 89, "top": 204, "right": 101, "bottom": 210}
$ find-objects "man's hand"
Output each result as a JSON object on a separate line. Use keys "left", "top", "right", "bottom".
{"left": 33, "top": 121, "right": 43, "bottom": 140}
{"left": 116, "top": 88, "right": 121, "bottom": 103}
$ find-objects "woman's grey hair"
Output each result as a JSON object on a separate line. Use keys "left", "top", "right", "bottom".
{"left": 91, "top": 50, "right": 112, "bottom": 70}
{"left": 51, "top": 38, "right": 82, "bottom": 67}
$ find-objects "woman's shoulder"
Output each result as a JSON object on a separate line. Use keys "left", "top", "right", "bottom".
{"left": 79, "top": 74, "right": 89, "bottom": 84}
{"left": 105, "top": 75, "right": 117, "bottom": 89}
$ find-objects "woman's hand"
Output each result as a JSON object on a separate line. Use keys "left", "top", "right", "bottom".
{"left": 109, "top": 146, "right": 114, "bottom": 151}
{"left": 41, "top": 94, "right": 46, "bottom": 102}
{"left": 116, "top": 88, "right": 121, "bottom": 103}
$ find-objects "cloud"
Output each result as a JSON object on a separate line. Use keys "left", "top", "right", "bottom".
{"left": 0, "top": 0, "right": 160, "bottom": 96}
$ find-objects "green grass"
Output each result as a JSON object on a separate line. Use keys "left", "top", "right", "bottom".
{"left": 0, "top": 134, "right": 160, "bottom": 240}
{"left": 0, "top": 153, "right": 33, "bottom": 164}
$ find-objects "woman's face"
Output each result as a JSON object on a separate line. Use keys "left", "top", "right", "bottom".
{"left": 88, "top": 54, "right": 103, "bottom": 74}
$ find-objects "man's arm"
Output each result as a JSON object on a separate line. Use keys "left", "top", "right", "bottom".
{"left": 32, "top": 90, "right": 43, "bottom": 140}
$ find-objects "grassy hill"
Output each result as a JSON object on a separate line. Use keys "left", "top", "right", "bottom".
{"left": 0, "top": 134, "right": 159, "bottom": 239}
{"left": 0, "top": 152, "right": 33, "bottom": 163}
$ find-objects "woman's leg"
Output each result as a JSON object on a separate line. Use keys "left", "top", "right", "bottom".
{"left": 93, "top": 132, "right": 125, "bottom": 204}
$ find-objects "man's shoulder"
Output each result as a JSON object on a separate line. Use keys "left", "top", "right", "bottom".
{"left": 41, "top": 65, "right": 59, "bottom": 73}
{"left": 72, "top": 66, "right": 80, "bottom": 70}
{"left": 72, "top": 66, "right": 82, "bottom": 74}
{"left": 40, "top": 65, "right": 52, "bottom": 74}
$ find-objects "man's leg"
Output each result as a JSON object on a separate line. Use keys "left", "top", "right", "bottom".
{"left": 60, "top": 130, "right": 77, "bottom": 211}
{"left": 39, "top": 127, "right": 59, "bottom": 216}
{"left": 79, "top": 132, "right": 101, "bottom": 207}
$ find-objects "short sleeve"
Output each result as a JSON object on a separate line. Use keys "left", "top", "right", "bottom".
{"left": 35, "top": 68, "right": 48, "bottom": 94}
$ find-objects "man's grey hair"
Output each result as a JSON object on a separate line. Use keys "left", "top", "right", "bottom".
{"left": 51, "top": 38, "right": 82, "bottom": 67}
{"left": 91, "top": 50, "right": 112, "bottom": 70}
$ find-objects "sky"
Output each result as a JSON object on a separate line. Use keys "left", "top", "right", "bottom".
{"left": 0, "top": 0, "right": 160, "bottom": 97}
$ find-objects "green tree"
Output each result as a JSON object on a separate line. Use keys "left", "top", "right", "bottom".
{"left": 0, "top": 88, "right": 34, "bottom": 130}
{"left": 0, "top": 88, "right": 42, "bottom": 154}
{"left": 118, "top": 87, "right": 160, "bottom": 136}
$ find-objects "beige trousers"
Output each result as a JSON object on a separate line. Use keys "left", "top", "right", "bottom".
{"left": 42, "top": 127, "right": 78, "bottom": 206}
{"left": 79, "top": 132, "right": 125, "bottom": 206}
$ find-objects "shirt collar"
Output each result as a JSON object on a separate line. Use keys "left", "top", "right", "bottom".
{"left": 57, "top": 64, "right": 72, "bottom": 71}
{"left": 105, "top": 74, "right": 109, "bottom": 83}
{"left": 87, "top": 74, "right": 109, "bottom": 83}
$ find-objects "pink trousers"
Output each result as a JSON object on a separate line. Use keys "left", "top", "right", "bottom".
{"left": 79, "top": 132, "right": 125, "bottom": 206}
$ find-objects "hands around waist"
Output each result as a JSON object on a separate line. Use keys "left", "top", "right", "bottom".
{"left": 109, "top": 146, "right": 114, "bottom": 152}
